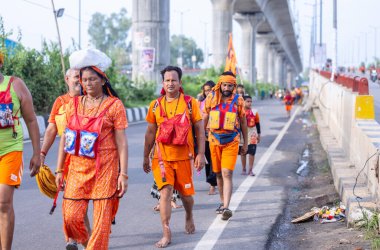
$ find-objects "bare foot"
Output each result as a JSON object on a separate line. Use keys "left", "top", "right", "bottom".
{"left": 156, "top": 225, "right": 171, "bottom": 248}
{"left": 153, "top": 204, "right": 160, "bottom": 211}
{"left": 155, "top": 237, "right": 171, "bottom": 248}
{"left": 208, "top": 186, "right": 216, "bottom": 195}
{"left": 185, "top": 215, "right": 195, "bottom": 234}
{"left": 171, "top": 200, "right": 183, "bottom": 209}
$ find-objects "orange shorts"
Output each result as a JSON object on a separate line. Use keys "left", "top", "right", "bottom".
{"left": 209, "top": 140, "right": 239, "bottom": 172}
{"left": 152, "top": 159, "right": 194, "bottom": 196}
{"left": 285, "top": 105, "right": 292, "bottom": 111}
{"left": 0, "top": 151, "right": 23, "bottom": 187}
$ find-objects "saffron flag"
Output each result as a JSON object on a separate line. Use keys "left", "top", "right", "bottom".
{"left": 224, "top": 33, "right": 237, "bottom": 75}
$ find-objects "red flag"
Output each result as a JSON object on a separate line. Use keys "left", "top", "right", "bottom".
{"left": 224, "top": 33, "right": 237, "bottom": 75}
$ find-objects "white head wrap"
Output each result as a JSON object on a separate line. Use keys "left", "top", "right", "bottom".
{"left": 69, "top": 48, "right": 111, "bottom": 72}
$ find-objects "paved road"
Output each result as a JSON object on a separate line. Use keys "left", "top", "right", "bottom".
{"left": 367, "top": 76, "right": 380, "bottom": 123}
{"left": 14, "top": 98, "right": 305, "bottom": 250}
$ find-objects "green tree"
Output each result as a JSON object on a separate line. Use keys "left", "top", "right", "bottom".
{"left": 170, "top": 35, "right": 204, "bottom": 69}
{"left": 88, "top": 8, "right": 132, "bottom": 66}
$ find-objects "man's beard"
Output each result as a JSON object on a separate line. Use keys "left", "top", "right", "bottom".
{"left": 221, "top": 90, "right": 233, "bottom": 97}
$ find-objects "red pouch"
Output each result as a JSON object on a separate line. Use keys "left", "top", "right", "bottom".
{"left": 172, "top": 112, "right": 190, "bottom": 145}
{"left": 156, "top": 119, "right": 174, "bottom": 144}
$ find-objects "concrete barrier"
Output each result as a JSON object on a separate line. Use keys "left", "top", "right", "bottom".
{"left": 21, "top": 107, "right": 149, "bottom": 140}
{"left": 310, "top": 70, "right": 379, "bottom": 224}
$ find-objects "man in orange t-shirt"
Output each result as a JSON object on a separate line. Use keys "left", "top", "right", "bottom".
{"left": 203, "top": 71, "right": 248, "bottom": 221}
{"left": 143, "top": 65, "right": 205, "bottom": 248}
{"left": 40, "top": 68, "right": 81, "bottom": 164}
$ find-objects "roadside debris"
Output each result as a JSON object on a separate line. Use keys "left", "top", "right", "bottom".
{"left": 291, "top": 203, "right": 346, "bottom": 224}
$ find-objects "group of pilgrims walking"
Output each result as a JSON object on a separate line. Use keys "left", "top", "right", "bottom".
{"left": 0, "top": 48, "right": 264, "bottom": 249}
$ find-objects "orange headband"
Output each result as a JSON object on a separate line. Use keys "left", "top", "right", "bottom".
{"left": 218, "top": 75, "right": 236, "bottom": 85}
{"left": 80, "top": 66, "right": 113, "bottom": 97}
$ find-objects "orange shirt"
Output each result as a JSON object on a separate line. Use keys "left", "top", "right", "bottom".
{"left": 48, "top": 93, "right": 71, "bottom": 124}
{"left": 204, "top": 93, "right": 245, "bottom": 145}
{"left": 146, "top": 94, "right": 202, "bottom": 161}
{"left": 63, "top": 96, "right": 128, "bottom": 199}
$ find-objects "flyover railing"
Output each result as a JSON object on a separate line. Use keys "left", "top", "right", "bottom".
{"left": 310, "top": 70, "right": 378, "bottom": 221}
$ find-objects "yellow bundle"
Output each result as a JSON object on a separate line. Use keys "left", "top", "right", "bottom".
{"left": 36, "top": 165, "right": 57, "bottom": 199}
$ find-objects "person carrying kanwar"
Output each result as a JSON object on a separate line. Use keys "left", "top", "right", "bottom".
{"left": 239, "top": 95, "right": 261, "bottom": 176}
{"left": 55, "top": 48, "right": 128, "bottom": 250}
{"left": 203, "top": 71, "right": 248, "bottom": 221}
{"left": 283, "top": 90, "right": 294, "bottom": 118}
{"left": 143, "top": 65, "right": 205, "bottom": 248}
{"left": 0, "top": 51, "right": 41, "bottom": 249}
{"left": 198, "top": 80, "right": 217, "bottom": 195}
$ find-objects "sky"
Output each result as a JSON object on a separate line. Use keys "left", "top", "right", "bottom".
{"left": 1, "top": 0, "right": 380, "bottom": 70}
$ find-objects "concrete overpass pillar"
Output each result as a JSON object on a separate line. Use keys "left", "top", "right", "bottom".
{"left": 132, "top": 0, "right": 170, "bottom": 87}
{"left": 281, "top": 59, "right": 288, "bottom": 89}
{"left": 274, "top": 52, "right": 284, "bottom": 87}
{"left": 286, "top": 66, "right": 292, "bottom": 89}
{"left": 234, "top": 13, "right": 264, "bottom": 85}
{"left": 256, "top": 33, "right": 274, "bottom": 84}
{"left": 267, "top": 45, "right": 276, "bottom": 84}
{"left": 211, "top": 0, "right": 233, "bottom": 68}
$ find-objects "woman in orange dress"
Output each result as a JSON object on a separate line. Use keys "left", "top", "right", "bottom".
{"left": 55, "top": 49, "right": 128, "bottom": 250}
{"left": 283, "top": 90, "right": 294, "bottom": 118}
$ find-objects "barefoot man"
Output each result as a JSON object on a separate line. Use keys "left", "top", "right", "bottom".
{"left": 143, "top": 65, "right": 205, "bottom": 248}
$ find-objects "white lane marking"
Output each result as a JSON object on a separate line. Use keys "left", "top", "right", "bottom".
{"left": 194, "top": 107, "right": 300, "bottom": 250}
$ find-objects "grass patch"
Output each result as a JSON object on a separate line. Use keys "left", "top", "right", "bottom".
{"left": 356, "top": 210, "right": 380, "bottom": 249}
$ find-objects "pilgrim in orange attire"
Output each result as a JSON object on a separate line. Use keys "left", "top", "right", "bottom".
{"left": 198, "top": 80, "right": 217, "bottom": 195}
{"left": 143, "top": 65, "right": 205, "bottom": 248}
{"left": 55, "top": 48, "right": 128, "bottom": 250}
{"left": 0, "top": 52, "right": 41, "bottom": 250}
{"left": 203, "top": 71, "right": 248, "bottom": 220}
{"left": 283, "top": 90, "right": 294, "bottom": 118}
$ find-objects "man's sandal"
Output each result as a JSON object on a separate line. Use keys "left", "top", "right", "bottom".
{"left": 215, "top": 203, "right": 224, "bottom": 214}
{"left": 221, "top": 208, "right": 233, "bottom": 220}
{"left": 66, "top": 242, "right": 78, "bottom": 250}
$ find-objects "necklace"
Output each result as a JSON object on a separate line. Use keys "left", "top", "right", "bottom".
{"left": 87, "top": 94, "right": 104, "bottom": 102}
{"left": 83, "top": 94, "right": 105, "bottom": 116}
{"left": 164, "top": 93, "right": 180, "bottom": 116}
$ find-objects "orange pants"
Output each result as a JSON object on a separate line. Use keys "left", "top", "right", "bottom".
{"left": 63, "top": 198, "right": 119, "bottom": 250}
{"left": 152, "top": 158, "right": 195, "bottom": 196}
{"left": 285, "top": 105, "right": 292, "bottom": 111}
{"left": 209, "top": 140, "right": 239, "bottom": 172}
{"left": 0, "top": 151, "right": 23, "bottom": 187}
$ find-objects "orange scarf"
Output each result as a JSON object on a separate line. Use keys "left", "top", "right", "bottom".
{"left": 209, "top": 75, "right": 237, "bottom": 108}
{"left": 80, "top": 66, "right": 114, "bottom": 97}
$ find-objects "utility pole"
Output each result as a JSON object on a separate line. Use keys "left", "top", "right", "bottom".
{"left": 370, "top": 26, "right": 379, "bottom": 61}
{"left": 176, "top": 10, "right": 189, "bottom": 68}
{"left": 319, "top": 0, "right": 323, "bottom": 45}
{"left": 79, "top": 0, "right": 81, "bottom": 49}
{"left": 200, "top": 21, "right": 208, "bottom": 68}
{"left": 50, "top": 0, "right": 65, "bottom": 78}
{"left": 332, "top": 0, "right": 337, "bottom": 69}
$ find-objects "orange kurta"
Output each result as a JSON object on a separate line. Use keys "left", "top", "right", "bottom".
{"left": 64, "top": 96, "right": 127, "bottom": 199}
{"left": 62, "top": 96, "right": 127, "bottom": 249}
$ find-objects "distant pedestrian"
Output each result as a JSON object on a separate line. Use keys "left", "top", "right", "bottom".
{"left": 143, "top": 65, "right": 205, "bottom": 248}
{"left": 198, "top": 80, "right": 217, "bottom": 195}
{"left": 283, "top": 90, "right": 294, "bottom": 118}
{"left": 239, "top": 95, "right": 261, "bottom": 176}
{"left": 0, "top": 51, "right": 41, "bottom": 249}
{"left": 203, "top": 71, "right": 248, "bottom": 220}
{"left": 236, "top": 84, "right": 245, "bottom": 97}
